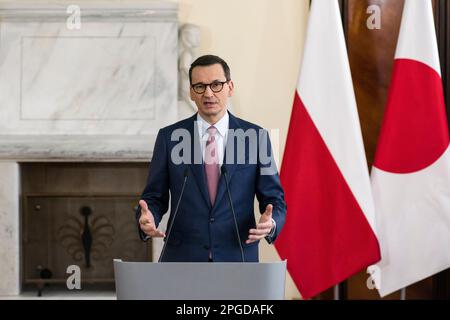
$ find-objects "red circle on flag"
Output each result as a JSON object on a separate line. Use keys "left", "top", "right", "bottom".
{"left": 374, "top": 59, "right": 450, "bottom": 173}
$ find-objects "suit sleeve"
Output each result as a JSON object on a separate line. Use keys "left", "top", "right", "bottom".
{"left": 136, "top": 129, "right": 170, "bottom": 241}
{"left": 255, "top": 129, "right": 287, "bottom": 244}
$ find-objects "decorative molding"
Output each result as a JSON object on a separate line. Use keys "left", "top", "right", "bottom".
{"left": 178, "top": 23, "right": 200, "bottom": 111}
{"left": 0, "top": 1, "right": 177, "bottom": 21}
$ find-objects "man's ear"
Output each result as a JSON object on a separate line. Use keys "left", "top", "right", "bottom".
{"left": 228, "top": 80, "right": 234, "bottom": 97}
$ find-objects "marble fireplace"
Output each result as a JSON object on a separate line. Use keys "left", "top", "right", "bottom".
{"left": 0, "top": 1, "right": 184, "bottom": 295}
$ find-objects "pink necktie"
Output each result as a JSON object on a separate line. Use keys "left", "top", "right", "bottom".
{"left": 205, "top": 126, "right": 219, "bottom": 206}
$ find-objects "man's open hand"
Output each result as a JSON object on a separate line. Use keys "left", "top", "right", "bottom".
{"left": 138, "top": 200, "right": 165, "bottom": 238}
{"left": 246, "top": 204, "right": 274, "bottom": 244}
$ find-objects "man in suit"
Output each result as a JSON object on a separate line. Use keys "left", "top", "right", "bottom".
{"left": 137, "top": 54, "right": 286, "bottom": 262}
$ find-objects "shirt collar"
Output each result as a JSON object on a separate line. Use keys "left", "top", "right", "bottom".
{"left": 197, "top": 111, "right": 229, "bottom": 137}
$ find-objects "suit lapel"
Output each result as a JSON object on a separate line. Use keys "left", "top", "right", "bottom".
{"left": 188, "top": 114, "right": 212, "bottom": 209}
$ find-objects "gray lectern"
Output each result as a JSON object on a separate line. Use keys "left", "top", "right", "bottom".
{"left": 113, "top": 259, "right": 286, "bottom": 300}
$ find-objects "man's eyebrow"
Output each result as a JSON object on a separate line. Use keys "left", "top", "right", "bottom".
{"left": 193, "top": 79, "right": 225, "bottom": 84}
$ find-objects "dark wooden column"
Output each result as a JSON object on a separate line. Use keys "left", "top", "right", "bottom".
{"left": 433, "top": 0, "right": 450, "bottom": 300}
{"left": 435, "top": 0, "right": 450, "bottom": 130}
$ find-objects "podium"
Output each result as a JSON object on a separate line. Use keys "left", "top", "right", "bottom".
{"left": 113, "top": 259, "right": 286, "bottom": 300}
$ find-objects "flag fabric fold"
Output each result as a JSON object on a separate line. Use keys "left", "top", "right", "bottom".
{"left": 371, "top": 0, "right": 450, "bottom": 297}
{"left": 275, "top": 0, "right": 380, "bottom": 299}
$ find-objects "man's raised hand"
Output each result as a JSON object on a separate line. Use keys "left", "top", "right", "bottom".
{"left": 246, "top": 204, "right": 274, "bottom": 244}
{"left": 138, "top": 200, "right": 165, "bottom": 238}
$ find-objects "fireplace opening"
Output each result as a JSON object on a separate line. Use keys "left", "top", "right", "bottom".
{"left": 20, "top": 162, "right": 151, "bottom": 296}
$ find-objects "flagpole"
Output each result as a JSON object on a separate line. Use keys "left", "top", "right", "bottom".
{"left": 333, "top": 284, "right": 340, "bottom": 300}
{"left": 400, "top": 288, "right": 406, "bottom": 300}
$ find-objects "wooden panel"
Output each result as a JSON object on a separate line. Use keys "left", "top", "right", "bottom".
{"left": 347, "top": 0, "right": 404, "bottom": 167}
{"left": 20, "top": 163, "right": 151, "bottom": 290}
{"left": 344, "top": 0, "right": 402, "bottom": 299}
{"left": 433, "top": 0, "right": 450, "bottom": 300}
{"left": 23, "top": 196, "right": 149, "bottom": 282}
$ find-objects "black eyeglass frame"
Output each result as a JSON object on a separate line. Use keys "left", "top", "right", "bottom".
{"left": 191, "top": 80, "right": 230, "bottom": 94}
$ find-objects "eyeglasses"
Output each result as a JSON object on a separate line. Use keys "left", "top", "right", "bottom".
{"left": 191, "top": 81, "right": 229, "bottom": 94}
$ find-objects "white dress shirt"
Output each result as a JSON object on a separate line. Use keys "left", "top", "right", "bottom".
{"left": 196, "top": 111, "right": 229, "bottom": 165}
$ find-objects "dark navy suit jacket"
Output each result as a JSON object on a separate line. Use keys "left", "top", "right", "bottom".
{"left": 137, "top": 112, "right": 286, "bottom": 262}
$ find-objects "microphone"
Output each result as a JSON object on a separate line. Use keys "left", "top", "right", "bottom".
{"left": 159, "top": 166, "right": 189, "bottom": 262}
{"left": 221, "top": 165, "right": 245, "bottom": 262}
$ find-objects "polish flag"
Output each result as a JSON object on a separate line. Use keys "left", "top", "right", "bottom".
{"left": 275, "top": 0, "right": 380, "bottom": 299}
{"left": 370, "top": 0, "right": 450, "bottom": 297}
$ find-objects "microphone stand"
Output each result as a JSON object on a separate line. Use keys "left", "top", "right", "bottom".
{"left": 221, "top": 166, "right": 245, "bottom": 262}
{"left": 158, "top": 167, "right": 189, "bottom": 262}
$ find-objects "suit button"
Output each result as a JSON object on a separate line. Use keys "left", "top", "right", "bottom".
{"left": 210, "top": 217, "right": 215, "bottom": 223}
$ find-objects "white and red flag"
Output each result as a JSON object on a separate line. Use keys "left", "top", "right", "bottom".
{"left": 275, "top": 0, "right": 380, "bottom": 299}
{"left": 371, "top": 0, "right": 450, "bottom": 297}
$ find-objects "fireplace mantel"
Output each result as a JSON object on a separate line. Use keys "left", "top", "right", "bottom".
{"left": 0, "top": 1, "right": 178, "bottom": 162}
{"left": 0, "top": 135, "right": 156, "bottom": 162}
